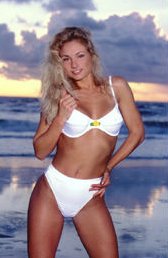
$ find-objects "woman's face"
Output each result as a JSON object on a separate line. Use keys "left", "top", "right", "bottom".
{"left": 60, "top": 39, "right": 93, "bottom": 81}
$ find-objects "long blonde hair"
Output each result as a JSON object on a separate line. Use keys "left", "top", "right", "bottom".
{"left": 41, "top": 27, "right": 105, "bottom": 124}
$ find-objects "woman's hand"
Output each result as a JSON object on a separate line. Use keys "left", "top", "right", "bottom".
{"left": 90, "top": 168, "right": 111, "bottom": 198}
{"left": 58, "top": 89, "right": 77, "bottom": 122}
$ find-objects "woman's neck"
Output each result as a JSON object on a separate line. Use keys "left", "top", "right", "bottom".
{"left": 74, "top": 74, "right": 96, "bottom": 90}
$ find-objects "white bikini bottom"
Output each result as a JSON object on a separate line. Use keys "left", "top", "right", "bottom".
{"left": 45, "top": 164, "right": 102, "bottom": 217}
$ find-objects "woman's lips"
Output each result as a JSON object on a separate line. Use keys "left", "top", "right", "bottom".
{"left": 72, "top": 69, "right": 82, "bottom": 75}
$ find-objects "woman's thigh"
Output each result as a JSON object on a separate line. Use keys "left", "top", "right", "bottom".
{"left": 73, "top": 196, "right": 119, "bottom": 258}
{"left": 27, "top": 175, "right": 64, "bottom": 258}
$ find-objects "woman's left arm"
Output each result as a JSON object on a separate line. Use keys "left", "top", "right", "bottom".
{"left": 91, "top": 76, "right": 145, "bottom": 197}
{"left": 107, "top": 76, "right": 145, "bottom": 171}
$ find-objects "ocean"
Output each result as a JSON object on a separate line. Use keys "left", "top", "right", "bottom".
{"left": 0, "top": 97, "right": 168, "bottom": 258}
{"left": 0, "top": 97, "right": 167, "bottom": 159}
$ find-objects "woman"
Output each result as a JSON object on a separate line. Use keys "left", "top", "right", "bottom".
{"left": 28, "top": 27, "right": 144, "bottom": 258}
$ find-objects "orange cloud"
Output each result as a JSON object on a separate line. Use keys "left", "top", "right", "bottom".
{"left": 0, "top": 76, "right": 40, "bottom": 98}
{"left": 0, "top": 76, "right": 168, "bottom": 102}
{"left": 129, "top": 82, "right": 168, "bottom": 102}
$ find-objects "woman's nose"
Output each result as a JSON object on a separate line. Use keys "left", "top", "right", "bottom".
{"left": 71, "top": 58, "right": 77, "bottom": 68}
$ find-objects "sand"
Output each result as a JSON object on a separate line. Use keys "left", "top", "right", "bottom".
{"left": 0, "top": 157, "right": 167, "bottom": 258}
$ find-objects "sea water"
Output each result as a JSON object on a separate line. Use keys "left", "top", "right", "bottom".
{"left": 0, "top": 97, "right": 167, "bottom": 158}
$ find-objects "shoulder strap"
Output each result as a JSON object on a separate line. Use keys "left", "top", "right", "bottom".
{"left": 109, "top": 76, "right": 117, "bottom": 104}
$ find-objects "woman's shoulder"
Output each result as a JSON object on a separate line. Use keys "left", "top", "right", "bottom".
{"left": 111, "top": 75, "right": 128, "bottom": 89}
{"left": 110, "top": 75, "right": 133, "bottom": 102}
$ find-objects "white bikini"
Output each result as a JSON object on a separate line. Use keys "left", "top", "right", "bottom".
{"left": 45, "top": 76, "right": 124, "bottom": 217}
{"left": 62, "top": 76, "right": 123, "bottom": 137}
{"left": 45, "top": 164, "right": 102, "bottom": 217}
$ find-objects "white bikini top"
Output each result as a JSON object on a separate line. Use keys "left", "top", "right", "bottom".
{"left": 62, "top": 76, "right": 123, "bottom": 138}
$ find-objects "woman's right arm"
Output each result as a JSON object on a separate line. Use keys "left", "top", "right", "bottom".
{"left": 33, "top": 114, "right": 65, "bottom": 160}
{"left": 33, "top": 90, "right": 77, "bottom": 160}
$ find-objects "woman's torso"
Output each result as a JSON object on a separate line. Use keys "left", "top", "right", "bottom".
{"left": 52, "top": 80, "right": 123, "bottom": 179}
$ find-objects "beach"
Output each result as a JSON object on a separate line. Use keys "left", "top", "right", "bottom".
{"left": 0, "top": 157, "right": 168, "bottom": 258}
{"left": 0, "top": 97, "right": 168, "bottom": 257}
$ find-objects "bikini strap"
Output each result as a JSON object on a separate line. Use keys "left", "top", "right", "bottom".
{"left": 109, "top": 76, "right": 117, "bottom": 104}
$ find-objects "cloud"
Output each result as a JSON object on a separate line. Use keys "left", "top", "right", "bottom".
{"left": 17, "top": 17, "right": 43, "bottom": 29}
{"left": 47, "top": 11, "right": 105, "bottom": 36}
{"left": 93, "top": 13, "right": 168, "bottom": 83}
{"left": 1, "top": 0, "right": 33, "bottom": 3}
{"left": 47, "top": 11, "right": 168, "bottom": 84}
{"left": 0, "top": 24, "right": 21, "bottom": 62}
{"left": 0, "top": 24, "right": 45, "bottom": 79}
{"left": 43, "top": 0, "right": 96, "bottom": 12}
{"left": 1, "top": 0, "right": 96, "bottom": 11}
{"left": 0, "top": 12, "right": 168, "bottom": 84}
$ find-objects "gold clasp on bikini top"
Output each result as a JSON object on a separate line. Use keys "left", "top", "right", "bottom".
{"left": 90, "top": 120, "right": 101, "bottom": 126}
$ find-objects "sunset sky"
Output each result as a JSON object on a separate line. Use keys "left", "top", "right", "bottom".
{"left": 0, "top": 0, "right": 168, "bottom": 101}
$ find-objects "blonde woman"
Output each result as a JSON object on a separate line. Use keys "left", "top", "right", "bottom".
{"left": 28, "top": 27, "right": 144, "bottom": 258}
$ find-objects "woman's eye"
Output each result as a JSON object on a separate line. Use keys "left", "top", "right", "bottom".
{"left": 62, "top": 57, "right": 69, "bottom": 62}
{"left": 78, "top": 54, "right": 85, "bottom": 58}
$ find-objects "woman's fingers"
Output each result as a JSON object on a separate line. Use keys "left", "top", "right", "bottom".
{"left": 90, "top": 171, "right": 111, "bottom": 197}
{"left": 90, "top": 181, "right": 109, "bottom": 191}
{"left": 59, "top": 91, "right": 77, "bottom": 120}
{"left": 93, "top": 188, "right": 106, "bottom": 198}
{"left": 60, "top": 93, "right": 76, "bottom": 107}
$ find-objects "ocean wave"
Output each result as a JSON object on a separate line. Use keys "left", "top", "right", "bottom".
{"left": 0, "top": 137, "right": 167, "bottom": 159}
{"left": 0, "top": 119, "right": 38, "bottom": 132}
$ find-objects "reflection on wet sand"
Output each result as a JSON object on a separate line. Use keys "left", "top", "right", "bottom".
{"left": 0, "top": 158, "right": 168, "bottom": 258}
{"left": 106, "top": 165, "right": 168, "bottom": 209}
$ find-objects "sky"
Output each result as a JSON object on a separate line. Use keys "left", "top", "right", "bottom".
{"left": 0, "top": 0, "right": 168, "bottom": 101}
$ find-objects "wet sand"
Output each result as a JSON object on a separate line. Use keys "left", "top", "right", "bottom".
{"left": 0, "top": 157, "right": 168, "bottom": 258}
